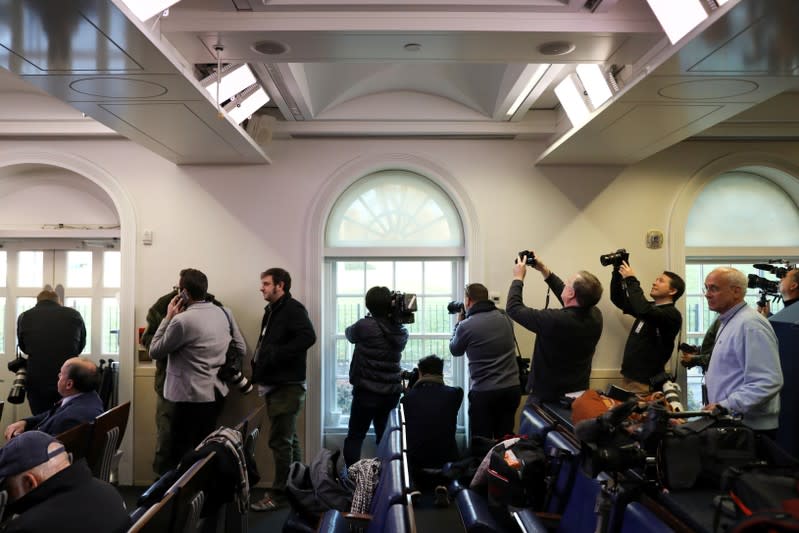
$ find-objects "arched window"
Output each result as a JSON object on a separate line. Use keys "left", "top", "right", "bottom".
{"left": 323, "top": 170, "right": 465, "bottom": 437}
{"left": 683, "top": 169, "right": 799, "bottom": 409}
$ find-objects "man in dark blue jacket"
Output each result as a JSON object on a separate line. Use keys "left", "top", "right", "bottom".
{"left": 402, "top": 355, "right": 463, "bottom": 472}
{"left": 343, "top": 286, "right": 409, "bottom": 466}
{"left": 4, "top": 357, "right": 103, "bottom": 440}
{"left": 251, "top": 268, "right": 316, "bottom": 512}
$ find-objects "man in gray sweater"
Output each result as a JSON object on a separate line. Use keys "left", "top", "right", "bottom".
{"left": 450, "top": 283, "right": 520, "bottom": 449}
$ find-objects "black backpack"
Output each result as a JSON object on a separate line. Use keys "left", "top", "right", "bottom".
{"left": 486, "top": 436, "right": 547, "bottom": 509}
{"left": 286, "top": 448, "right": 355, "bottom": 517}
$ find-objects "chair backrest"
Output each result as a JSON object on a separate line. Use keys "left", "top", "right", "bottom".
{"left": 87, "top": 401, "right": 131, "bottom": 481}
{"left": 619, "top": 501, "right": 674, "bottom": 533}
{"left": 235, "top": 403, "right": 265, "bottom": 436}
{"left": 544, "top": 430, "right": 581, "bottom": 514}
{"left": 520, "top": 407, "right": 555, "bottom": 439}
{"left": 377, "top": 427, "right": 403, "bottom": 461}
{"left": 0, "top": 400, "right": 4, "bottom": 421}
{"left": 56, "top": 421, "right": 93, "bottom": 462}
{"left": 128, "top": 490, "right": 177, "bottom": 533}
{"left": 169, "top": 451, "right": 216, "bottom": 533}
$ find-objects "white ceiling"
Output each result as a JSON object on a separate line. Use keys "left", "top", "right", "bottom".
{"left": 1, "top": 0, "right": 798, "bottom": 165}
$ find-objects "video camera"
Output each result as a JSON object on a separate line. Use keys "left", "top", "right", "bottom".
{"left": 748, "top": 259, "right": 794, "bottom": 308}
{"left": 390, "top": 291, "right": 418, "bottom": 324}
{"left": 7, "top": 354, "right": 27, "bottom": 404}
{"left": 599, "top": 248, "right": 629, "bottom": 269}
{"left": 753, "top": 259, "right": 796, "bottom": 280}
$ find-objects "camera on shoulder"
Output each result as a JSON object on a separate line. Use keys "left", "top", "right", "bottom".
{"left": 389, "top": 291, "right": 418, "bottom": 324}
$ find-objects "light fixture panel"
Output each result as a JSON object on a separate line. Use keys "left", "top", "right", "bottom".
{"left": 203, "top": 64, "right": 257, "bottom": 105}
{"left": 575, "top": 64, "right": 613, "bottom": 109}
{"left": 646, "top": 0, "right": 709, "bottom": 45}
{"left": 226, "top": 87, "right": 271, "bottom": 124}
{"left": 119, "top": 0, "right": 181, "bottom": 21}
{"left": 554, "top": 74, "right": 590, "bottom": 127}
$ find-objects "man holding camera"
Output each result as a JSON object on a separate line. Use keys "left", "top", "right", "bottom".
{"left": 149, "top": 268, "right": 246, "bottom": 470}
{"left": 343, "top": 286, "right": 409, "bottom": 466}
{"left": 507, "top": 252, "right": 603, "bottom": 406}
{"left": 703, "top": 267, "right": 782, "bottom": 435}
{"left": 610, "top": 261, "right": 684, "bottom": 392}
{"left": 16, "top": 289, "right": 86, "bottom": 415}
{"left": 758, "top": 267, "right": 799, "bottom": 316}
{"left": 449, "top": 283, "right": 519, "bottom": 447}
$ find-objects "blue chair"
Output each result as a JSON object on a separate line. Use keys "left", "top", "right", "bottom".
{"left": 377, "top": 427, "right": 403, "bottom": 461}
{"left": 543, "top": 431, "right": 580, "bottom": 514}
{"left": 619, "top": 501, "right": 674, "bottom": 533}
{"left": 519, "top": 407, "right": 555, "bottom": 439}
{"left": 455, "top": 487, "right": 504, "bottom": 533}
{"left": 318, "top": 458, "right": 404, "bottom": 532}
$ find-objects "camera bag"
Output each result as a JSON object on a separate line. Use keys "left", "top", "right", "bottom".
{"left": 486, "top": 436, "right": 547, "bottom": 509}
{"left": 658, "top": 416, "right": 757, "bottom": 490}
{"left": 286, "top": 448, "right": 354, "bottom": 518}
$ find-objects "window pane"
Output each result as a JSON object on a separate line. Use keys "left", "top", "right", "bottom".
{"left": 336, "top": 262, "right": 366, "bottom": 294}
{"left": 66, "top": 251, "right": 93, "bottom": 288}
{"left": 395, "top": 262, "right": 422, "bottom": 293}
{"left": 103, "top": 251, "right": 121, "bottom": 288}
{"left": 326, "top": 170, "right": 464, "bottom": 247}
{"left": 15, "top": 297, "right": 36, "bottom": 349}
{"left": 0, "top": 251, "right": 7, "bottom": 288}
{"left": 17, "top": 252, "right": 43, "bottom": 288}
{"left": 65, "top": 297, "right": 91, "bottom": 354}
{"left": 102, "top": 297, "right": 120, "bottom": 354}
{"left": 364, "top": 261, "right": 393, "bottom": 289}
{"left": 424, "top": 261, "right": 453, "bottom": 294}
{"left": 336, "top": 297, "right": 364, "bottom": 334}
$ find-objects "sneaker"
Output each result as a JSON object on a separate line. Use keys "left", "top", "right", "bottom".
{"left": 251, "top": 494, "right": 284, "bottom": 512}
{"left": 434, "top": 485, "right": 449, "bottom": 508}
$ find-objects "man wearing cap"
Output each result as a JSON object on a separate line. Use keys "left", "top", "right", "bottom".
{"left": 0, "top": 431, "right": 129, "bottom": 532}
{"left": 3, "top": 357, "right": 103, "bottom": 440}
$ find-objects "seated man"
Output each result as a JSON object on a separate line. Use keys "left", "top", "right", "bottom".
{"left": 401, "top": 355, "right": 463, "bottom": 474}
{"left": 0, "top": 431, "right": 130, "bottom": 533}
{"left": 4, "top": 357, "right": 103, "bottom": 440}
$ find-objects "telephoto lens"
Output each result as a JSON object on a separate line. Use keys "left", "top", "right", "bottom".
{"left": 229, "top": 371, "right": 253, "bottom": 394}
{"left": 447, "top": 301, "right": 465, "bottom": 315}
{"left": 7, "top": 368, "right": 27, "bottom": 404}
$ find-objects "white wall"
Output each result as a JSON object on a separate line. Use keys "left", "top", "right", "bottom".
{"left": 1, "top": 135, "right": 797, "bottom": 483}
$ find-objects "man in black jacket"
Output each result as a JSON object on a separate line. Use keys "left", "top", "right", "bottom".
{"left": 610, "top": 261, "right": 684, "bottom": 392}
{"left": 343, "top": 286, "right": 409, "bottom": 466}
{"left": 402, "top": 355, "right": 463, "bottom": 472}
{"left": 0, "top": 431, "right": 129, "bottom": 533}
{"left": 17, "top": 290, "right": 86, "bottom": 415}
{"left": 251, "top": 268, "right": 316, "bottom": 511}
{"left": 507, "top": 252, "right": 603, "bottom": 405}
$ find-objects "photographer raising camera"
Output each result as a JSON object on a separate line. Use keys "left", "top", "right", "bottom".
{"left": 449, "top": 283, "right": 519, "bottom": 449}
{"left": 608, "top": 253, "right": 684, "bottom": 393}
{"left": 343, "top": 286, "right": 409, "bottom": 466}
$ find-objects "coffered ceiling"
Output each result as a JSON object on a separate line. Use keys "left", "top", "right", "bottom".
{"left": 1, "top": 0, "right": 798, "bottom": 165}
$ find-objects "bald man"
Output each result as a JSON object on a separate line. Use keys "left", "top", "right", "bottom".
{"left": 703, "top": 267, "right": 783, "bottom": 435}
{"left": 0, "top": 431, "right": 129, "bottom": 533}
{"left": 4, "top": 357, "right": 103, "bottom": 440}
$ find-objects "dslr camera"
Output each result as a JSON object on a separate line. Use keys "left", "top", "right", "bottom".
{"left": 401, "top": 367, "right": 420, "bottom": 390}
{"left": 390, "top": 291, "right": 418, "bottom": 324}
{"left": 219, "top": 366, "right": 253, "bottom": 394}
{"left": 447, "top": 301, "right": 465, "bottom": 315}
{"left": 7, "top": 355, "right": 28, "bottom": 405}
{"left": 517, "top": 250, "right": 537, "bottom": 267}
{"left": 600, "top": 248, "right": 630, "bottom": 268}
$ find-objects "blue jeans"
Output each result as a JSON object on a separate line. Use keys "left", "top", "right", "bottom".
{"left": 265, "top": 384, "right": 306, "bottom": 492}
{"left": 344, "top": 387, "right": 400, "bottom": 466}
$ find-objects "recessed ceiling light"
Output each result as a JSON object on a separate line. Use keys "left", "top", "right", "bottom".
{"left": 538, "top": 41, "right": 576, "bottom": 56}
{"left": 252, "top": 40, "right": 289, "bottom": 55}
{"left": 404, "top": 43, "right": 422, "bottom": 52}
